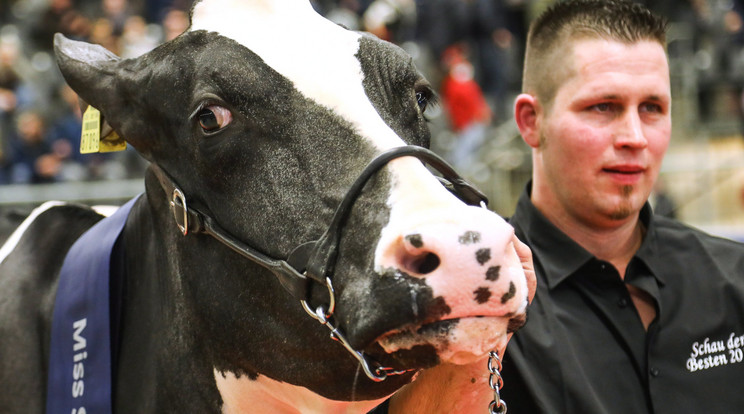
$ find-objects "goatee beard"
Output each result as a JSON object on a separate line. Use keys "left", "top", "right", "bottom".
{"left": 608, "top": 185, "right": 635, "bottom": 220}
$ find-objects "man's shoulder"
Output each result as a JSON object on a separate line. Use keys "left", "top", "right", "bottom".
{"left": 651, "top": 215, "right": 744, "bottom": 276}
{"left": 653, "top": 215, "right": 744, "bottom": 249}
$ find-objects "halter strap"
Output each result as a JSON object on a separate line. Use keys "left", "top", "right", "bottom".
{"left": 150, "top": 165, "right": 310, "bottom": 301}
{"left": 150, "top": 145, "right": 487, "bottom": 302}
{"left": 150, "top": 145, "right": 488, "bottom": 381}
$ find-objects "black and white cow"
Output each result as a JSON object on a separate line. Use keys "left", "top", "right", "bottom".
{"left": 0, "top": 1, "right": 533, "bottom": 413}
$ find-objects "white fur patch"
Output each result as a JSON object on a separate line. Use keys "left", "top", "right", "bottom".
{"left": 214, "top": 370, "right": 390, "bottom": 414}
{"left": 0, "top": 201, "right": 66, "bottom": 266}
{"left": 378, "top": 316, "right": 510, "bottom": 366}
{"left": 91, "top": 205, "right": 119, "bottom": 217}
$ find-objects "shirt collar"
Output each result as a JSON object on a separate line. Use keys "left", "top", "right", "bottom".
{"left": 509, "top": 183, "right": 666, "bottom": 289}
{"left": 634, "top": 204, "right": 666, "bottom": 286}
{"left": 510, "top": 183, "right": 593, "bottom": 289}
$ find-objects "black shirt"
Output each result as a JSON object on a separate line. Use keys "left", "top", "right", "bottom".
{"left": 501, "top": 184, "right": 744, "bottom": 414}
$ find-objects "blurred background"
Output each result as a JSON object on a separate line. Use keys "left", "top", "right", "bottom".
{"left": 1, "top": 0, "right": 743, "bottom": 241}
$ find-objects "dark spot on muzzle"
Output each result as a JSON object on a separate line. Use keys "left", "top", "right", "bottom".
{"left": 475, "top": 248, "right": 491, "bottom": 265}
{"left": 474, "top": 287, "right": 492, "bottom": 304}
{"left": 428, "top": 296, "right": 452, "bottom": 319}
{"left": 486, "top": 265, "right": 501, "bottom": 281}
{"left": 405, "top": 233, "right": 424, "bottom": 248}
{"left": 500, "top": 281, "right": 516, "bottom": 304}
{"left": 458, "top": 231, "right": 481, "bottom": 245}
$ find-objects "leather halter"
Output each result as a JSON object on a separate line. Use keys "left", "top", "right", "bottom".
{"left": 151, "top": 145, "right": 488, "bottom": 380}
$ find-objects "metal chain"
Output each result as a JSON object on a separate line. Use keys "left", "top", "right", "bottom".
{"left": 488, "top": 351, "right": 507, "bottom": 414}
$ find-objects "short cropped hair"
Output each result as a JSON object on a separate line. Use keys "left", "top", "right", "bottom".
{"left": 523, "top": 0, "right": 668, "bottom": 106}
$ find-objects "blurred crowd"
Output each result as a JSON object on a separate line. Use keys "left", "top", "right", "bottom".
{"left": 0, "top": 0, "right": 191, "bottom": 184}
{"left": 1, "top": 0, "right": 744, "bottom": 185}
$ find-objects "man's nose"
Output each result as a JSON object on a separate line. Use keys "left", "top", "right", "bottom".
{"left": 614, "top": 109, "right": 648, "bottom": 149}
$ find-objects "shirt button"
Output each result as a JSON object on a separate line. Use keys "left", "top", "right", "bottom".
{"left": 617, "top": 298, "right": 629, "bottom": 308}
{"left": 650, "top": 368, "right": 660, "bottom": 377}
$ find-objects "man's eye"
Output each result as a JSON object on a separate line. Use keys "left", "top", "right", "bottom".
{"left": 591, "top": 103, "right": 613, "bottom": 112}
{"left": 640, "top": 102, "right": 663, "bottom": 113}
{"left": 198, "top": 105, "right": 232, "bottom": 133}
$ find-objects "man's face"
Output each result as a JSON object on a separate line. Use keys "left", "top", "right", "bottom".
{"left": 534, "top": 38, "right": 671, "bottom": 228}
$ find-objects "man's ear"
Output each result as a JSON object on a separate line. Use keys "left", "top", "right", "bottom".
{"left": 514, "top": 93, "right": 541, "bottom": 149}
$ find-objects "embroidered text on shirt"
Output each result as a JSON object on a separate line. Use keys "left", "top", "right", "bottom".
{"left": 687, "top": 332, "right": 744, "bottom": 372}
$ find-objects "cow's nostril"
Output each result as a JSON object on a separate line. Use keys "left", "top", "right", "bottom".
{"left": 411, "top": 252, "right": 440, "bottom": 274}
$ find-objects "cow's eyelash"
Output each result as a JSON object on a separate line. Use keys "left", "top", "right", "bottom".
{"left": 420, "top": 91, "right": 439, "bottom": 123}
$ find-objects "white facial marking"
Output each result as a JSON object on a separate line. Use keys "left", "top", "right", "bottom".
{"left": 190, "top": 0, "right": 403, "bottom": 150}
{"left": 0, "top": 201, "right": 65, "bottom": 266}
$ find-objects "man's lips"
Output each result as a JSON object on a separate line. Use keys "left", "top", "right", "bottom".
{"left": 602, "top": 164, "right": 645, "bottom": 183}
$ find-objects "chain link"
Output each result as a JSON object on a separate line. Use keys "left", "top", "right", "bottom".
{"left": 488, "top": 351, "right": 507, "bottom": 414}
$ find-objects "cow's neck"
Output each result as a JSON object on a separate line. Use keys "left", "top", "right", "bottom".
{"left": 215, "top": 371, "right": 389, "bottom": 414}
{"left": 113, "top": 172, "right": 399, "bottom": 412}
{"left": 113, "top": 174, "right": 223, "bottom": 412}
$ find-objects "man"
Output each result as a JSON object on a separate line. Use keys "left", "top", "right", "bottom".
{"left": 502, "top": 0, "right": 744, "bottom": 413}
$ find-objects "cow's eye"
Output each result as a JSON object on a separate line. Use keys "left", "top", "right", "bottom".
{"left": 414, "top": 87, "right": 437, "bottom": 115}
{"left": 416, "top": 91, "right": 429, "bottom": 112}
{"left": 198, "top": 105, "right": 232, "bottom": 133}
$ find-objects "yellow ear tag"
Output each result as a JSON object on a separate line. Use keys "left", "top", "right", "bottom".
{"left": 80, "top": 106, "right": 127, "bottom": 154}
{"left": 99, "top": 129, "right": 127, "bottom": 153}
{"left": 80, "top": 106, "right": 102, "bottom": 154}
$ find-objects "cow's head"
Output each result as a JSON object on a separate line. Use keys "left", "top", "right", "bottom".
{"left": 54, "top": 0, "right": 531, "bottom": 403}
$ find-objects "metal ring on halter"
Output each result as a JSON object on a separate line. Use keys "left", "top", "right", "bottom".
{"left": 299, "top": 276, "right": 414, "bottom": 382}
{"left": 301, "top": 277, "right": 336, "bottom": 322}
{"left": 170, "top": 188, "right": 189, "bottom": 236}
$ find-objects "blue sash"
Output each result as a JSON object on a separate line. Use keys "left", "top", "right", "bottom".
{"left": 46, "top": 196, "right": 139, "bottom": 414}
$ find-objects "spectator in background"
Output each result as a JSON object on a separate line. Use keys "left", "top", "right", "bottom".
{"left": 0, "top": 33, "right": 23, "bottom": 179}
{"left": 47, "top": 84, "right": 88, "bottom": 181}
{"left": 101, "top": 0, "right": 133, "bottom": 37}
{"left": 362, "top": 0, "right": 416, "bottom": 43}
{"left": 29, "top": 0, "right": 77, "bottom": 51}
{"left": 119, "top": 15, "right": 159, "bottom": 58}
{"left": 0, "top": 32, "right": 23, "bottom": 113}
{"left": 440, "top": 45, "right": 491, "bottom": 170}
{"left": 8, "top": 110, "right": 58, "bottom": 184}
{"left": 161, "top": 8, "right": 190, "bottom": 41}
{"left": 325, "top": 0, "right": 362, "bottom": 31}
{"left": 89, "top": 17, "right": 119, "bottom": 54}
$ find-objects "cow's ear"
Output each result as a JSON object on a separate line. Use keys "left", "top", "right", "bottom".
{"left": 54, "top": 33, "right": 152, "bottom": 158}
{"left": 54, "top": 33, "right": 121, "bottom": 112}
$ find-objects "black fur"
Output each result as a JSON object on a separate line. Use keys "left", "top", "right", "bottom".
{"left": 0, "top": 22, "right": 446, "bottom": 413}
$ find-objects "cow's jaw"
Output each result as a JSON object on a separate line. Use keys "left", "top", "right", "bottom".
{"left": 214, "top": 371, "right": 391, "bottom": 414}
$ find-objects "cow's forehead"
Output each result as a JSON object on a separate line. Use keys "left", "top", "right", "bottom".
{"left": 190, "top": 0, "right": 405, "bottom": 150}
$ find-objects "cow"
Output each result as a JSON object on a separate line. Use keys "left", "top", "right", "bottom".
{"left": 0, "top": 0, "right": 534, "bottom": 413}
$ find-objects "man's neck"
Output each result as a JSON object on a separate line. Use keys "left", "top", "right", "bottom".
{"left": 537, "top": 204, "right": 644, "bottom": 279}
